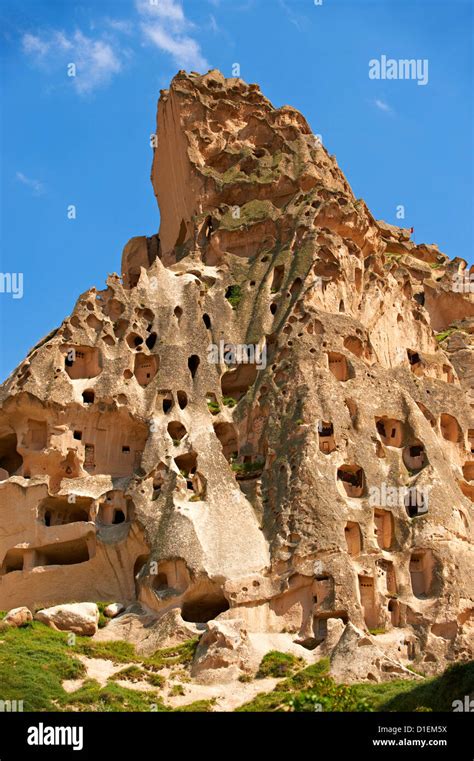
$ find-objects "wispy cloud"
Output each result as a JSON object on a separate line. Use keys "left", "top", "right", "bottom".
{"left": 21, "top": 1, "right": 209, "bottom": 95}
{"left": 278, "top": 0, "right": 307, "bottom": 31}
{"left": 142, "top": 25, "right": 208, "bottom": 70}
{"left": 374, "top": 98, "right": 393, "bottom": 114}
{"left": 136, "top": 0, "right": 209, "bottom": 71}
{"left": 137, "top": 0, "right": 185, "bottom": 23}
{"left": 22, "top": 33, "right": 52, "bottom": 57}
{"left": 16, "top": 171, "right": 45, "bottom": 196}
{"left": 22, "top": 29, "right": 123, "bottom": 94}
{"left": 104, "top": 18, "right": 135, "bottom": 35}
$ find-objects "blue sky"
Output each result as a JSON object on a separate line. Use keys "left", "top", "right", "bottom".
{"left": 0, "top": 0, "right": 472, "bottom": 380}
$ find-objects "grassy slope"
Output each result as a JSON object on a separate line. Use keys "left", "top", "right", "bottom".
{"left": 0, "top": 621, "right": 472, "bottom": 713}
{"left": 238, "top": 658, "right": 474, "bottom": 712}
{"left": 0, "top": 620, "right": 209, "bottom": 712}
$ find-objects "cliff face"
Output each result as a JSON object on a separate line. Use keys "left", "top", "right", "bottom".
{"left": 1, "top": 69, "right": 473, "bottom": 678}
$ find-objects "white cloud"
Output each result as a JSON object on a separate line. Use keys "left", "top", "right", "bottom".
{"left": 71, "top": 32, "right": 122, "bottom": 94}
{"left": 142, "top": 24, "right": 208, "bottom": 70}
{"left": 136, "top": 0, "right": 185, "bottom": 24}
{"left": 16, "top": 171, "right": 45, "bottom": 196}
{"left": 22, "top": 33, "right": 51, "bottom": 57}
{"left": 374, "top": 98, "right": 393, "bottom": 114}
{"left": 105, "top": 18, "right": 135, "bottom": 35}
{"left": 21, "top": 0, "right": 209, "bottom": 95}
{"left": 136, "top": 0, "right": 209, "bottom": 71}
{"left": 21, "top": 29, "right": 123, "bottom": 95}
{"left": 278, "top": 0, "right": 306, "bottom": 31}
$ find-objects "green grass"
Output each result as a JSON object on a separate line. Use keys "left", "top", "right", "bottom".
{"left": 109, "top": 665, "right": 165, "bottom": 688}
{"left": 225, "top": 284, "right": 243, "bottom": 309}
{"left": 256, "top": 651, "right": 303, "bottom": 678}
{"left": 0, "top": 620, "right": 199, "bottom": 712}
{"left": 109, "top": 664, "right": 146, "bottom": 682}
{"left": 175, "top": 699, "right": 216, "bottom": 712}
{"left": 435, "top": 328, "right": 456, "bottom": 342}
{"left": 139, "top": 639, "right": 199, "bottom": 670}
{"left": 169, "top": 684, "right": 185, "bottom": 696}
{"left": 238, "top": 658, "right": 474, "bottom": 713}
{"left": 231, "top": 459, "right": 265, "bottom": 476}
{"left": 207, "top": 400, "right": 220, "bottom": 414}
{"left": 368, "top": 661, "right": 474, "bottom": 712}
{"left": 60, "top": 679, "right": 167, "bottom": 712}
{"left": 2, "top": 618, "right": 472, "bottom": 714}
{"left": 75, "top": 638, "right": 138, "bottom": 663}
{"left": 223, "top": 396, "right": 237, "bottom": 407}
{"left": 96, "top": 601, "right": 113, "bottom": 629}
{"left": 369, "top": 628, "right": 386, "bottom": 636}
{"left": 238, "top": 659, "right": 372, "bottom": 712}
{"left": 0, "top": 622, "right": 86, "bottom": 711}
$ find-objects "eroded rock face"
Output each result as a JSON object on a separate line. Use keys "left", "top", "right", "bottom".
{"left": 191, "top": 619, "right": 251, "bottom": 683}
{"left": 92, "top": 605, "right": 202, "bottom": 655}
{"left": 0, "top": 69, "right": 473, "bottom": 680}
{"left": 329, "top": 623, "right": 420, "bottom": 684}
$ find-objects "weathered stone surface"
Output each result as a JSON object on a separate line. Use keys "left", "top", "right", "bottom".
{"left": 191, "top": 619, "right": 252, "bottom": 683}
{"left": 330, "top": 623, "right": 420, "bottom": 683}
{"left": 3, "top": 606, "right": 32, "bottom": 627}
{"left": 34, "top": 603, "right": 99, "bottom": 636}
{"left": 92, "top": 604, "right": 201, "bottom": 654}
{"left": 104, "top": 602, "right": 125, "bottom": 618}
{"left": 0, "top": 69, "right": 473, "bottom": 682}
{"left": 133, "top": 607, "right": 202, "bottom": 652}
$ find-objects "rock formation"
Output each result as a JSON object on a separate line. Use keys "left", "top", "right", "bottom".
{"left": 0, "top": 69, "right": 473, "bottom": 681}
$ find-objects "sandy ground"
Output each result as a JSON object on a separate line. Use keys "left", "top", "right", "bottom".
{"left": 62, "top": 655, "right": 136, "bottom": 692}
{"left": 164, "top": 676, "right": 280, "bottom": 711}
{"left": 61, "top": 625, "right": 320, "bottom": 709}
{"left": 61, "top": 654, "right": 281, "bottom": 710}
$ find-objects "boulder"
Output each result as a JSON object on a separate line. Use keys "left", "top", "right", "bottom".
{"left": 35, "top": 603, "right": 99, "bottom": 636}
{"left": 3, "top": 606, "right": 33, "bottom": 627}
{"left": 318, "top": 617, "right": 346, "bottom": 656}
{"left": 104, "top": 602, "right": 125, "bottom": 619}
{"left": 191, "top": 619, "right": 252, "bottom": 684}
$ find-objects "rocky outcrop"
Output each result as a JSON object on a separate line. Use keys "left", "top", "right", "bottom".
{"left": 91, "top": 603, "right": 202, "bottom": 655}
{"left": 2, "top": 606, "right": 32, "bottom": 627}
{"left": 191, "top": 619, "right": 252, "bottom": 683}
{"left": 34, "top": 603, "right": 99, "bottom": 636}
{"left": 0, "top": 69, "right": 472, "bottom": 682}
{"left": 329, "top": 623, "right": 420, "bottom": 683}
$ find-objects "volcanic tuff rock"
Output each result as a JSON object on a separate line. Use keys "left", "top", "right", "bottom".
{"left": 34, "top": 603, "right": 99, "bottom": 636}
{"left": 0, "top": 69, "right": 473, "bottom": 680}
